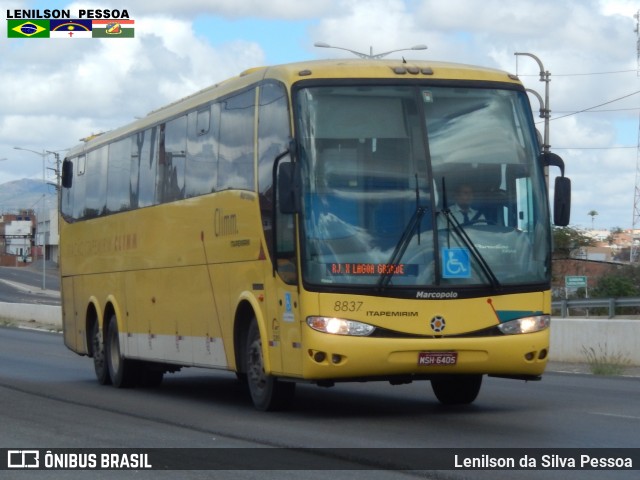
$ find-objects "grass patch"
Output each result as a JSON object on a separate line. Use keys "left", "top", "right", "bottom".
{"left": 581, "top": 345, "right": 631, "bottom": 376}
{"left": 0, "top": 317, "right": 62, "bottom": 333}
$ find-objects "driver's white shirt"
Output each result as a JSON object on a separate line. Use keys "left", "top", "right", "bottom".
{"left": 448, "top": 204, "right": 485, "bottom": 225}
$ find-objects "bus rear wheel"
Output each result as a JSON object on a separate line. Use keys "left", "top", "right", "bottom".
{"left": 105, "top": 314, "right": 138, "bottom": 388}
{"left": 91, "top": 320, "right": 111, "bottom": 385}
{"left": 431, "top": 374, "right": 483, "bottom": 405}
{"left": 245, "top": 319, "right": 295, "bottom": 411}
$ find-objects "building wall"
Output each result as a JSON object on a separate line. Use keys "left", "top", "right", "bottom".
{"left": 5, "top": 220, "right": 33, "bottom": 257}
{"left": 1, "top": 209, "right": 60, "bottom": 265}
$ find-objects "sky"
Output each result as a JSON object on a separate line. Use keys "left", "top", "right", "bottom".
{"left": 1, "top": 0, "right": 639, "bottom": 230}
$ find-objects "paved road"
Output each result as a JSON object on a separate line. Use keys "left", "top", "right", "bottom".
{"left": 0, "top": 264, "right": 60, "bottom": 305}
{"left": 0, "top": 326, "right": 638, "bottom": 479}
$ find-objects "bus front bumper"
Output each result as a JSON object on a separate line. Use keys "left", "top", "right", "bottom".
{"left": 299, "top": 327, "right": 550, "bottom": 381}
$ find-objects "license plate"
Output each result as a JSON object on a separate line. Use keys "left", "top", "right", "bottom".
{"left": 418, "top": 351, "right": 458, "bottom": 366}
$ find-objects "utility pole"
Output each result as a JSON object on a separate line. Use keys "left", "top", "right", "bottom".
{"left": 631, "top": 10, "right": 640, "bottom": 263}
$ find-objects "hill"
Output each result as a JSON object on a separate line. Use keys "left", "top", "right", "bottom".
{"left": 0, "top": 179, "right": 58, "bottom": 214}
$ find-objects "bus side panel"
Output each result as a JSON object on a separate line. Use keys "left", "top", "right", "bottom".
{"left": 273, "top": 283, "right": 304, "bottom": 377}
{"left": 125, "top": 266, "right": 228, "bottom": 368}
{"left": 205, "top": 263, "right": 234, "bottom": 368}
{"left": 214, "top": 258, "right": 304, "bottom": 377}
{"left": 61, "top": 276, "right": 85, "bottom": 354}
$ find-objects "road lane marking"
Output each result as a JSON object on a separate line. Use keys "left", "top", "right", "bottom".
{"left": 589, "top": 412, "right": 640, "bottom": 421}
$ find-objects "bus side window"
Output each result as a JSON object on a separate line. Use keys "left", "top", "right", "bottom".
{"left": 257, "top": 82, "right": 296, "bottom": 283}
{"left": 107, "top": 137, "right": 132, "bottom": 213}
{"left": 186, "top": 103, "right": 219, "bottom": 197}
{"left": 133, "top": 127, "right": 159, "bottom": 208}
{"left": 158, "top": 116, "right": 187, "bottom": 203}
{"left": 218, "top": 88, "right": 256, "bottom": 191}
{"left": 84, "top": 147, "right": 108, "bottom": 218}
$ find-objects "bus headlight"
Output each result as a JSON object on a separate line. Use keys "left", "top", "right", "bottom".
{"left": 497, "top": 315, "right": 550, "bottom": 335}
{"left": 307, "top": 317, "right": 376, "bottom": 336}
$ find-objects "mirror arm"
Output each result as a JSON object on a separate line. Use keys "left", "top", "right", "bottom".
{"left": 540, "top": 151, "right": 565, "bottom": 177}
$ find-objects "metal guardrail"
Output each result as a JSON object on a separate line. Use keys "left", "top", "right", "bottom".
{"left": 552, "top": 297, "right": 640, "bottom": 318}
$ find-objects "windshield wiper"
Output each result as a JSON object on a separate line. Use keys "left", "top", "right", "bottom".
{"left": 440, "top": 209, "right": 501, "bottom": 289}
{"left": 378, "top": 174, "right": 428, "bottom": 290}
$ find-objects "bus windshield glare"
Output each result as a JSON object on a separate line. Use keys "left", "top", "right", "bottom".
{"left": 295, "top": 84, "right": 550, "bottom": 289}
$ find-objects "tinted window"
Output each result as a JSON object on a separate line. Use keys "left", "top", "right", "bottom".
{"left": 107, "top": 137, "right": 131, "bottom": 213}
{"left": 158, "top": 116, "right": 187, "bottom": 202}
{"left": 133, "top": 127, "right": 158, "bottom": 208}
{"left": 218, "top": 89, "right": 255, "bottom": 191}
{"left": 84, "top": 147, "right": 108, "bottom": 218}
{"left": 257, "top": 82, "right": 293, "bottom": 279}
{"left": 186, "top": 104, "right": 219, "bottom": 197}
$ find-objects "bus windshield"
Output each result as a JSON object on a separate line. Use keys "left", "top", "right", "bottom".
{"left": 295, "top": 84, "right": 550, "bottom": 289}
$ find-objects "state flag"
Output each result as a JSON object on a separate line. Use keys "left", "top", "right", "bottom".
{"left": 92, "top": 19, "right": 135, "bottom": 38}
{"left": 7, "top": 19, "right": 50, "bottom": 38}
{"left": 50, "top": 19, "right": 92, "bottom": 39}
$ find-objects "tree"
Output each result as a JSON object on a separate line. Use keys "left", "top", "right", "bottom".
{"left": 592, "top": 264, "right": 640, "bottom": 299}
{"left": 592, "top": 275, "right": 638, "bottom": 298}
{"left": 552, "top": 225, "right": 595, "bottom": 259}
{"left": 606, "top": 227, "right": 624, "bottom": 246}
{"left": 591, "top": 266, "right": 640, "bottom": 314}
{"left": 587, "top": 210, "right": 598, "bottom": 229}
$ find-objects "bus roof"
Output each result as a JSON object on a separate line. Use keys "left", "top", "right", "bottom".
{"left": 66, "top": 59, "right": 521, "bottom": 158}
{"left": 261, "top": 58, "right": 519, "bottom": 84}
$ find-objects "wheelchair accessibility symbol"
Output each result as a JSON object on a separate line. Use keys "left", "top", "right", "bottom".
{"left": 442, "top": 248, "right": 471, "bottom": 278}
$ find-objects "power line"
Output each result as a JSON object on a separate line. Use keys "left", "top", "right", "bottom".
{"left": 554, "top": 107, "right": 640, "bottom": 113}
{"left": 519, "top": 69, "right": 637, "bottom": 77}
{"left": 553, "top": 146, "right": 637, "bottom": 150}
{"left": 549, "top": 89, "right": 640, "bottom": 121}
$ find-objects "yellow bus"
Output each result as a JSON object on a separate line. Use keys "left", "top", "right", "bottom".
{"left": 59, "top": 59, "right": 571, "bottom": 410}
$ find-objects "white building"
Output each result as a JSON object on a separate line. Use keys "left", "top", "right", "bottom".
{"left": 4, "top": 217, "right": 33, "bottom": 259}
{"left": 36, "top": 207, "right": 59, "bottom": 263}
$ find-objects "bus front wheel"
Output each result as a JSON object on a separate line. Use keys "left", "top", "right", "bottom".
{"left": 245, "top": 319, "right": 295, "bottom": 411}
{"left": 431, "top": 374, "right": 483, "bottom": 405}
{"left": 105, "top": 314, "right": 138, "bottom": 388}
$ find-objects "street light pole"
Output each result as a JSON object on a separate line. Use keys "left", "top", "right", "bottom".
{"left": 514, "top": 52, "right": 551, "bottom": 153}
{"left": 13, "top": 146, "right": 49, "bottom": 290}
{"left": 314, "top": 42, "right": 427, "bottom": 59}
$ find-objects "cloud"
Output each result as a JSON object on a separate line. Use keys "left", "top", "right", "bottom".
{"left": 311, "top": 0, "right": 428, "bottom": 59}
{"left": 128, "top": 0, "right": 335, "bottom": 19}
{"left": 0, "top": 11, "right": 265, "bottom": 183}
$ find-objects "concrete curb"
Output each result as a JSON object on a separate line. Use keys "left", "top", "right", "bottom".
{"left": 0, "top": 302, "right": 61, "bottom": 327}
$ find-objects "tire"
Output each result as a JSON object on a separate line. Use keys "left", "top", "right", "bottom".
{"left": 431, "top": 374, "right": 483, "bottom": 405}
{"left": 245, "top": 319, "right": 295, "bottom": 411}
{"left": 91, "top": 320, "right": 111, "bottom": 385}
{"left": 105, "top": 314, "right": 138, "bottom": 388}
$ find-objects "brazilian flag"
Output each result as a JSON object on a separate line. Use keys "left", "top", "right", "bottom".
{"left": 7, "top": 19, "right": 50, "bottom": 38}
